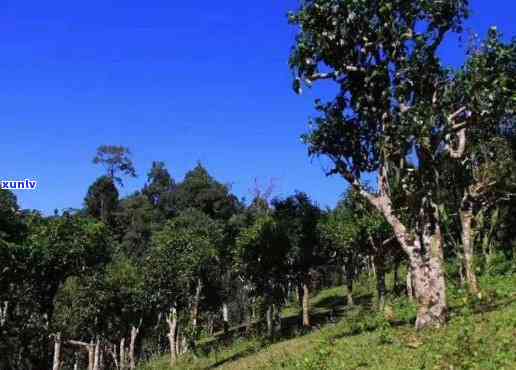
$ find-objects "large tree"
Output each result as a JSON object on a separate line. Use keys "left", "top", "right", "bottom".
{"left": 84, "top": 176, "right": 119, "bottom": 224}
{"left": 93, "top": 145, "right": 137, "bottom": 187}
{"left": 289, "top": 0, "right": 514, "bottom": 329}
{"left": 146, "top": 209, "right": 223, "bottom": 365}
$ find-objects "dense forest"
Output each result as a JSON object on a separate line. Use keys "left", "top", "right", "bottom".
{"left": 1, "top": 1, "right": 516, "bottom": 369}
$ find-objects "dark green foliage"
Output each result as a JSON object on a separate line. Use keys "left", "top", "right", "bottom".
{"left": 173, "top": 164, "right": 241, "bottom": 221}
{"left": 0, "top": 215, "right": 109, "bottom": 369}
{"left": 0, "top": 189, "right": 26, "bottom": 243}
{"left": 84, "top": 176, "right": 119, "bottom": 223}
{"left": 114, "top": 193, "right": 156, "bottom": 259}
{"left": 143, "top": 161, "right": 176, "bottom": 217}
{"left": 146, "top": 208, "right": 224, "bottom": 313}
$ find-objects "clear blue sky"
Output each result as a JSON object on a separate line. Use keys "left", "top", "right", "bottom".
{"left": 1, "top": 1, "right": 514, "bottom": 214}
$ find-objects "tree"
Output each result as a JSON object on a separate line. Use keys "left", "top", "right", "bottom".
{"left": 289, "top": 0, "right": 514, "bottom": 329}
{"left": 272, "top": 192, "right": 322, "bottom": 328}
{"left": 442, "top": 31, "right": 516, "bottom": 295}
{"left": 236, "top": 214, "right": 290, "bottom": 338}
{"left": 173, "top": 163, "right": 240, "bottom": 221}
{"left": 93, "top": 145, "right": 137, "bottom": 187}
{"left": 143, "top": 161, "right": 176, "bottom": 217}
{"left": 0, "top": 189, "right": 26, "bottom": 243}
{"left": 0, "top": 215, "right": 109, "bottom": 369}
{"left": 84, "top": 176, "right": 119, "bottom": 224}
{"left": 319, "top": 192, "right": 364, "bottom": 307}
{"left": 114, "top": 193, "right": 155, "bottom": 260}
{"left": 146, "top": 209, "right": 223, "bottom": 364}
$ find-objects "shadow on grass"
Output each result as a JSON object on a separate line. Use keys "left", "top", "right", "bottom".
{"left": 206, "top": 346, "right": 261, "bottom": 369}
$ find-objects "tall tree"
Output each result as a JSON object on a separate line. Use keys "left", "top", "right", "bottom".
{"left": 236, "top": 214, "right": 290, "bottom": 338}
{"left": 173, "top": 163, "right": 240, "bottom": 221}
{"left": 84, "top": 176, "right": 119, "bottom": 224}
{"left": 443, "top": 31, "right": 516, "bottom": 295}
{"left": 146, "top": 209, "right": 223, "bottom": 364}
{"left": 93, "top": 145, "right": 137, "bottom": 187}
{"left": 289, "top": 0, "right": 514, "bottom": 329}
{"left": 143, "top": 161, "right": 176, "bottom": 217}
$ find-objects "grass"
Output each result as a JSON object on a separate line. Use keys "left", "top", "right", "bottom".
{"left": 139, "top": 273, "right": 516, "bottom": 370}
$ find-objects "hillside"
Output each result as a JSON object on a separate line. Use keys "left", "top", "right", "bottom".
{"left": 140, "top": 274, "right": 516, "bottom": 370}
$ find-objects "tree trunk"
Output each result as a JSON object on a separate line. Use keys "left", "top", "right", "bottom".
{"left": 108, "top": 344, "right": 119, "bottom": 370}
{"left": 460, "top": 201, "right": 480, "bottom": 296}
{"left": 166, "top": 308, "right": 178, "bottom": 367}
{"left": 374, "top": 254, "right": 386, "bottom": 310}
{"left": 266, "top": 304, "right": 273, "bottom": 338}
{"left": 191, "top": 278, "right": 202, "bottom": 331}
{"left": 342, "top": 265, "right": 353, "bottom": 306}
{"left": 93, "top": 338, "right": 100, "bottom": 370}
{"left": 119, "top": 338, "right": 126, "bottom": 370}
{"left": 88, "top": 341, "right": 95, "bottom": 370}
{"left": 411, "top": 221, "right": 448, "bottom": 330}
{"left": 52, "top": 333, "right": 61, "bottom": 370}
{"left": 69, "top": 340, "right": 95, "bottom": 370}
{"left": 129, "top": 325, "right": 139, "bottom": 370}
{"left": 175, "top": 326, "right": 180, "bottom": 357}
{"left": 222, "top": 302, "right": 230, "bottom": 336}
{"left": 370, "top": 193, "right": 448, "bottom": 329}
{"left": 302, "top": 279, "right": 311, "bottom": 327}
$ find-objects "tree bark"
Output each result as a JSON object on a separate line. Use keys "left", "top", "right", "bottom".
{"left": 368, "top": 193, "right": 448, "bottom": 329}
{"left": 191, "top": 278, "right": 202, "bottom": 331}
{"left": 411, "top": 221, "right": 448, "bottom": 330}
{"left": 87, "top": 342, "right": 94, "bottom": 370}
{"left": 129, "top": 325, "right": 139, "bottom": 370}
{"left": 93, "top": 338, "right": 100, "bottom": 370}
{"left": 302, "top": 279, "right": 311, "bottom": 327}
{"left": 109, "top": 344, "right": 119, "bottom": 370}
{"left": 166, "top": 308, "right": 178, "bottom": 367}
{"left": 119, "top": 338, "right": 126, "bottom": 370}
{"left": 52, "top": 332, "right": 61, "bottom": 370}
{"left": 222, "top": 302, "right": 230, "bottom": 336}
{"left": 460, "top": 204, "right": 480, "bottom": 296}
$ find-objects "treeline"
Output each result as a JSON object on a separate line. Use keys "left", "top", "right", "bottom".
{"left": 0, "top": 146, "right": 375, "bottom": 369}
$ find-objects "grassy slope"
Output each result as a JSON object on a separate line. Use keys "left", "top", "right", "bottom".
{"left": 140, "top": 274, "right": 516, "bottom": 370}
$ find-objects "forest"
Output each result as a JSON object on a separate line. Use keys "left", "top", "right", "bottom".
{"left": 1, "top": 1, "right": 516, "bottom": 369}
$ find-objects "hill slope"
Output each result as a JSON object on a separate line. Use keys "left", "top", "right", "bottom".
{"left": 140, "top": 274, "right": 516, "bottom": 370}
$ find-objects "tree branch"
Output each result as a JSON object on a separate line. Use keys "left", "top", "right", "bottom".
{"left": 306, "top": 66, "right": 363, "bottom": 83}
{"left": 68, "top": 340, "right": 92, "bottom": 348}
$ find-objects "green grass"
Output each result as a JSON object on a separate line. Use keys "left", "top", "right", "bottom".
{"left": 139, "top": 274, "right": 516, "bottom": 370}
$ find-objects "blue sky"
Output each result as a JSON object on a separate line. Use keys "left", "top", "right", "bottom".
{"left": 1, "top": 1, "right": 515, "bottom": 214}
